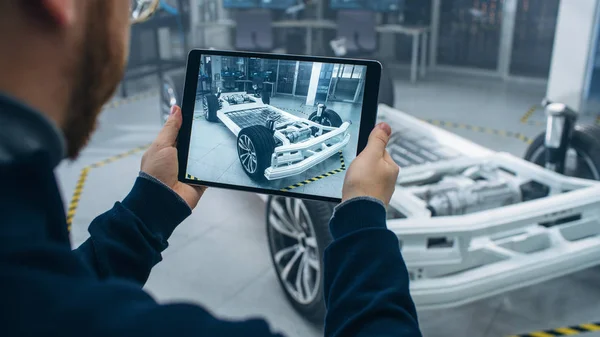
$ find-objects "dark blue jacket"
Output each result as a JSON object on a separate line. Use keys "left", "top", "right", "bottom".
{"left": 0, "top": 93, "right": 421, "bottom": 337}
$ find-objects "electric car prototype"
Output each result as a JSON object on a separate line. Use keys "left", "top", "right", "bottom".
{"left": 200, "top": 90, "right": 351, "bottom": 181}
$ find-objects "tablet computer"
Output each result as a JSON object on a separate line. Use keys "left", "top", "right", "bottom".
{"left": 177, "top": 49, "right": 381, "bottom": 203}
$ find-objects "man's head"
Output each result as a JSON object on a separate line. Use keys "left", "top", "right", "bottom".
{"left": 0, "top": 1, "right": 131, "bottom": 159}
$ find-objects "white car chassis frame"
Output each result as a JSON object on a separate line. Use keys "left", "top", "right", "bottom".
{"left": 376, "top": 105, "right": 600, "bottom": 310}
{"left": 261, "top": 104, "right": 600, "bottom": 311}
{"left": 214, "top": 92, "right": 351, "bottom": 180}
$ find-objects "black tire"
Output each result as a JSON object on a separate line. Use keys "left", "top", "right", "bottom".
{"left": 378, "top": 68, "right": 395, "bottom": 107}
{"left": 204, "top": 94, "right": 220, "bottom": 122}
{"left": 524, "top": 124, "right": 600, "bottom": 180}
{"left": 308, "top": 109, "right": 343, "bottom": 128}
{"left": 266, "top": 196, "right": 335, "bottom": 325}
{"left": 237, "top": 125, "right": 275, "bottom": 181}
{"left": 160, "top": 71, "right": 185, "bottom": 125}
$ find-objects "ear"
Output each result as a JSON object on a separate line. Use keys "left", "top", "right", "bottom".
{"left": 40, "top": 0, "right": 75, "bottom": 26}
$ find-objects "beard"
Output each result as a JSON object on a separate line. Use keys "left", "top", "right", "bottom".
{"left": 62, "top": 0, "right": 127, "bottom": 160}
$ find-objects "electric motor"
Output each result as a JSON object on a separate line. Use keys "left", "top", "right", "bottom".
{"left": 418, "top": 165, "right": 523, "bottom": 216}
{"left": 427, "top": 180, "right": 522, "bottom": 216}
{"left": 283, "top": 128, "right": 313, "bottom": 143}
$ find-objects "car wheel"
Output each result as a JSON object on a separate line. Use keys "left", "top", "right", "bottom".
{"left": 160, "top": 71, "right": 185, "bottom": 125}
{"left": 204, "top": 94, "right": 220, "bottom": 122}
{"left": 266, "top": 196, "right": 335, "bottom": 325}
{"left": 309, "top": 109, "right": 343, "bottom": 132}
{"left": 237, "top": 125, "right": 275, "bottom": 181}
{"left": 525, "top": 124, "right": 600, "bottom": 180}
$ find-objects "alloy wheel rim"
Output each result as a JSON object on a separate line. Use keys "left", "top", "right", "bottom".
{"left": 268, "top": 197, "right": 320, "bottom": 305}
{"left": 238, "top": 135, "right": 258, "bottom": 173}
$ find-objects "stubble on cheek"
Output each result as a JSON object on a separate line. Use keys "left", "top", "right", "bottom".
{"left": 62, "top": 0, "right": 128, "bottom": 159}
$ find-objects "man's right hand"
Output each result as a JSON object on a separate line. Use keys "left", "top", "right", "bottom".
{"left": 141, "top": 105, "right": 206, "bottom": 209}
{"left": 341, "top": 122, "right": 399, "bottom": 206}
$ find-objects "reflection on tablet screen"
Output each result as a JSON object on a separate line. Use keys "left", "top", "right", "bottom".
{"left": 186, "top": 53, "right": 367, "bottom": 200}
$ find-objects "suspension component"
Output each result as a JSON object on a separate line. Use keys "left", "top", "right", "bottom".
{"left": 543, "top": 102, "right": 578, "bottom": 174}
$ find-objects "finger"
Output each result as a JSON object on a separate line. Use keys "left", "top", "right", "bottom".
{"left": 364, "top": 123, "right": 392, "bottom": 156}
{"left": 155, "top": 105, "right": 182, "bottom": 148}
{"left": 194, "top": 185, "right": 208, "bottom": 194}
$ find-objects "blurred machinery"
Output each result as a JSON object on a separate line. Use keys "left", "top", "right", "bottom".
{"left": 185, "top": 0, "right": 431, "bottom": 83}
{"left": 122, "top": 0, "right": 190, "bottom": 97}
{"left": 221, "top": 0, "right": 315, "bottom": 53}
{"left": 129, "top": 0, "right": 564, "bottom": 98}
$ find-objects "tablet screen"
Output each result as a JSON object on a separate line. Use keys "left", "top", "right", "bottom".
{"left": 184, "top": 52, "right": 370, "bottom": 200}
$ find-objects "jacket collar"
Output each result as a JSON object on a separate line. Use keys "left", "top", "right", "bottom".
{"left": 0, "top": 93, "right": 66, "bottom": 168}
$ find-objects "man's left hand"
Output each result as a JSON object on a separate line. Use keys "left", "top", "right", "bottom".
{"left": 141, "top": 105, "right": 206, "bottom": 209}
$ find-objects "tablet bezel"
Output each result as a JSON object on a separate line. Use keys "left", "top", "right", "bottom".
{"left": 177, "top": 49, "right": 382, "bottom": 203}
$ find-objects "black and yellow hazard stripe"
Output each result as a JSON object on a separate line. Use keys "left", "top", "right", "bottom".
{"left": 66, "top": 167, "right": 90, "bottom": 231}
{"left": 280, "top": 167, "right": 346, "bottom": 192}
{"left": 280, "top": 151, "right": 346, "bottom": 192}
{"left": 66, "top": 143, "right": 152, "bottom": 232}
{"left": 509, "top": 322, "right": 600, "bottom": 337}
{"left": 425, "top": 119, "right": 534, "bottom": 145}
{"left": 524, "top": 107, "right": 600, "bottom": 127}
{"left": 273, "top": 105, "right": 311, "bottom": 116}
{"left": 526, "top": 120, "right": 546, "bottom": 127}
{"left": 520, "top": 105, "right": 538, "bottom": 124}
{"left": 186, "top": 174, "right": 202, "bottom": 181}
{"left": 90, "top": 145, "right": 151, "bottom": 169}
{"left": 103, "top": 90, "right": 159, "bottom": 110}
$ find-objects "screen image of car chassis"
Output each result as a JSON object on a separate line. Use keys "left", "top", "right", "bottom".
{"left": 185, "top": 55, "right": 365, "bottom": 199}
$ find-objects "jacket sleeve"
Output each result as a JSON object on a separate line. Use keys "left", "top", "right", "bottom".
{"left": 73, "top": 173, "right": 192, "bottom": 285}
{"left": 323, "top": 198, "right": 422, "bottom": 337}
{"left": 39, "top": 271, "right": 288, "bottom": 337}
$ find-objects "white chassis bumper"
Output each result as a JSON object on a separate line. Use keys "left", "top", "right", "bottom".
{"left": 264, "top": 124, "right": 351, "bottom": 180}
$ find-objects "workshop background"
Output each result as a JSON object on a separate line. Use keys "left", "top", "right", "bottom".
{"left": 58, "top": 1, "right": 600, "bottom": 337}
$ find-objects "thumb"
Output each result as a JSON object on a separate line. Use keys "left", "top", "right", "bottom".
{"left": 155, "top": 105, "right": 182, "bottom": 147}
{"left": 364, "top": 122, "right": 392, "bottom": 156}
{"left": 384, "top": 149, "right": 396, "bottom": 166}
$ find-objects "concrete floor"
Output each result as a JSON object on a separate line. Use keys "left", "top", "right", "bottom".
{"left": 56, "top": 70, "right": 600, "bottom": 337}
{"left": 186, "top": 95, "right": 360, "bottom": 199}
